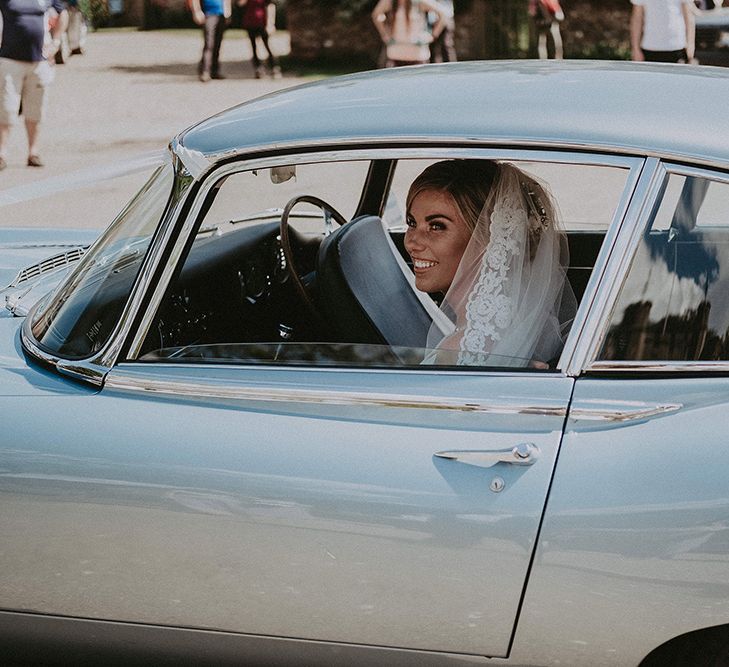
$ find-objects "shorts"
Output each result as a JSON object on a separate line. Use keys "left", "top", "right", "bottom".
{"left": 0, "top": 57, "right": 55, "bottom": 125}
{"left": 641, "top": 49, "right": 688, "bottom": 64}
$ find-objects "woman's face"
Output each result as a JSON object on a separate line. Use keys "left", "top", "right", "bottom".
{"left": 404, "top": 188, "right": 472, "bottom": 294}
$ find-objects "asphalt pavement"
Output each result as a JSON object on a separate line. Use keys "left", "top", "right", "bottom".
{"left": 0, "top": 28, "right": 305, "bottom": 228}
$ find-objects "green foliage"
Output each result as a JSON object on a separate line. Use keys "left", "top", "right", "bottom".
{"left": 78, "top": 0, "right": 109, "bottom": 29}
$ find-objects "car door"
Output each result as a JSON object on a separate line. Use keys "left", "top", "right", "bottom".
{"left": 85, "top": 364, "right": 569, "bottom": 657}
{"left": 513, "top": 161, "right": 729, "bottom": 666}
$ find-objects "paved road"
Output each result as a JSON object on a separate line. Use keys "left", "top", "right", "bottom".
{"left": 0, "top": 28, "right": 305, "bottom": 228}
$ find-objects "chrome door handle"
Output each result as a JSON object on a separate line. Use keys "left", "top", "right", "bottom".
{"left": 434, "top": 443, "right": 539, "bottom": 467}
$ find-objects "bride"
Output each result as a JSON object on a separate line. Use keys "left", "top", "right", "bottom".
{"left": 404, "top": 159, "right": 576, "bottom": 367}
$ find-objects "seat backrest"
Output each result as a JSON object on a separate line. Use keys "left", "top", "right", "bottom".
{"left": 566, "top": 232, "right": 605, "bottom": 305}
{"left": 317, "top": 216, "right": 434, "bottom": 348}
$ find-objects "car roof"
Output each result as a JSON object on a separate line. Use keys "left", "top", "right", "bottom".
{"left": 178, "top": 60, "right": 729, "bottom": 169}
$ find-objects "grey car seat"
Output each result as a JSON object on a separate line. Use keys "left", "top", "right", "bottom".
{"left": 316, "top": 215, "right": 437, "bottom": 348}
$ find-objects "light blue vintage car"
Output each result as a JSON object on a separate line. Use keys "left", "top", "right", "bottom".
{"left": 2, "top": 61, "right": 729, "bottom": 666}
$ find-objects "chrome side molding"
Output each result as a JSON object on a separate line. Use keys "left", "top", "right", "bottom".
{"left": 568, "top": 400, "right": 682, "bottom": 423}
{"left": 104, "top": 373, "right": 568, "bottom": 417}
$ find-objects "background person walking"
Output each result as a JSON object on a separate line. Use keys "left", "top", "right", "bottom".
{"left": 190, "top": 0, "right": 231, "bottom": 82}
{"left": 239, "top": 0, "right": 280, "bottom": 78}
{"left": 631, "top": 0, "right": 695, "bottom": 63}
{"left": 372, "top": 0, "right": 447, "bottom": 67}
{"left": 0, "top": 0, "right": 68, "bottom": 170}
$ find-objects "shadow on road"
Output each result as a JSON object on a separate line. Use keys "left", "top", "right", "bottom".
{"left": 107, "top": 62, "right": 298, "bottom": 81}
{"left": 109, "top": 62, "right": 198, "bottom": 77}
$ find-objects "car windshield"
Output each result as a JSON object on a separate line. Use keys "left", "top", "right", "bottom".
{"left": 30, "top": 163, "right": 174, "bottom": 359}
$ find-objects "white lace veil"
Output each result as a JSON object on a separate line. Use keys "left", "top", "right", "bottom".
{"left": 423, "top": 161, "right": 576, "bottom": 367}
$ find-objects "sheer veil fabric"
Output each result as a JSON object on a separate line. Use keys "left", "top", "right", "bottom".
{"left": 424, "top": 163, "right": 577, "bottom": 367}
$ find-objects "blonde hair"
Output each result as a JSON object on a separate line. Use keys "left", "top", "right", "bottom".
{"left": 406, "top": 160, "right": 498, "bottom": 233}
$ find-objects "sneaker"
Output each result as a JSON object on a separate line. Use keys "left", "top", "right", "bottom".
{"left": 199, "top": 72, "right": 211, "bottom": 83}
{"left": 0, "top": 157, "right": 6, "bottom": 171}
{"left": 27, "top": 155, "right": 43, "bottom": 167}
{"left": 271, "top": 65, "right": 282, "bottom": 79}
{"left": 254, "top": 66, "right": 263, "bottom": 79}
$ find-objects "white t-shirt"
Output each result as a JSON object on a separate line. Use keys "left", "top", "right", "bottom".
{"left": 632, "top": 0, "right": 691, "bottom": 51}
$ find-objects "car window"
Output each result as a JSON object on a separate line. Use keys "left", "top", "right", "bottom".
{"left": 202, "top": 161, "right": 370, "bottom": 232}
{"left": 138, "top": 156, "right": 629, "bottom": 371}
{"left": 30, "top": 163, "right": 174, "bottom": 359}
{"left": 384, "top": 160, "right": 626, "bottom": 232}
{"left": 599, "top": 171, "right": 729, "bottom": 362}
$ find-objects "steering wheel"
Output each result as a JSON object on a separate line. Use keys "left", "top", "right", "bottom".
{"left": 279, "top": 194, "right": 347, "bottom": 318}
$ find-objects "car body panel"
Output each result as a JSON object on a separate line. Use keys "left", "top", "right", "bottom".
{"left": 0, "top": 609, "right": 503, "bottom": 667}
{"left": 0, "top": 318, "right": 97, "bottom": 396}
{"left": 0, "top": 227, "right": 97, "bottom": 288}
{"left": 513, "top": 377, "right": 729, "bottom": 666}
{"left": 0, "top": 362, "right": 573, "bottom": 657}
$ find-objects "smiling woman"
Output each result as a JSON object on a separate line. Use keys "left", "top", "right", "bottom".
{"left": 405, "top": 160, "right": 494, "bottom": 294}
{"left": 404, "top": 159, "right": 576, "bottom": 367}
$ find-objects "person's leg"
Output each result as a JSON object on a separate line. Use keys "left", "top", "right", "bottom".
{"left": 211, "top": 15, "right": 225, "bottom": 78}
{"left": 537, "top": 28, "right": 548, "bottom": 59}
{"left": 248, "top": 30, "right": 262, "bottom": 77}
{"left": 261, "top": 30, "right": 281, "bottom": 76}
{"left": 429, "top": 31, "right": 444, "bottom": 63}
{"left": 0, "top": 125, "right": 10, "bottom": 168}
{"left": 0, "top": 59, "right": 25, "bottom": 167}
{"left": 261, "top": 30, "right": 275, "bottom": 67}
{"left": 441, "top": 23, "right": 457, "bottom": 62}
{"left": 200, "top": 15, "right": 217, "bottom": 80}
{"left": 549, "top": 21, "right": 563, "bottom": 59}
{"left": 68, "top": 6, "right": 83, "bottom": 53}
{"left": 22, "top": 60, "right": 53, "bottom": 165}
{"left": 24, "top": 119, "right": 40, "bottom": 162}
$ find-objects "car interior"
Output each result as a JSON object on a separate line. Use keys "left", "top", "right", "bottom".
{"left": 135, "top": 156, "right": 617, "bottom": 368}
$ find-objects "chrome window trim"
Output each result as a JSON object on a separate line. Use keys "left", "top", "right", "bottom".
{"left": 560, "top": 157, "right": 650, "bottom": 377}
{"left": 197, "top": 135, "right": 729, "bottom": 175}
{"left": 21, "top": 152, "right": 193, "bottom": 386}
{"left": 126, "top": 145, "right": 642, "bottom": 370}
{"left": 659, "top": 161, "right": 729, "bottom": 184}
{"left": 583, "top": 161, "right": 729, "bottom": 373}
{"left": 566, "top": 158, "right": 666, "bottom": 375}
